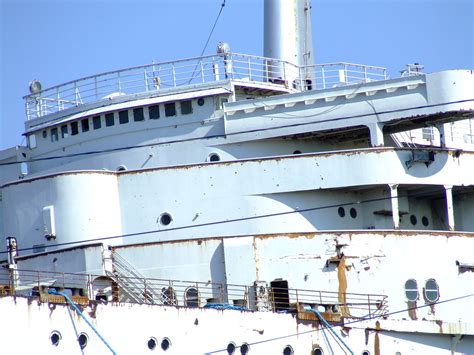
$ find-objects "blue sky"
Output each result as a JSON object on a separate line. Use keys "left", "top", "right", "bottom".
{"left": 1, "top": 0, "right": 472, "bottom": 150}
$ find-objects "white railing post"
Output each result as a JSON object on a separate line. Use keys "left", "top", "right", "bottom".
{"left": 144, "top": 68, "right": 149, "bottom": 92}
{"left": 200, "top": 61, "right": 205, "bottom": 83}
{"left": 247, "top": 57, "right": 252, "bottom": 80}
{"left": 172, "top": 63, "right": 176, "bottom": 87}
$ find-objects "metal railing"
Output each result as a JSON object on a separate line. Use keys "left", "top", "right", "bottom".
{"left": 24, "top": 53, "right": 388, "bottom": 120}
{"left": 0, "top": 269, "right": 388, "bottom": 320}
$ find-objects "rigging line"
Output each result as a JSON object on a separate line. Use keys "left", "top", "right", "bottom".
{"left": 0, "top": 97, "right": 470, "bottom": 168}
{"left": 0, "top": 189, "right": 459, "bottom": 256}
{"left": 187, "top": 0, "right": 226, "bottom": 84}
{"left": 204, "top": 293, "right": 474, "bottom": 354}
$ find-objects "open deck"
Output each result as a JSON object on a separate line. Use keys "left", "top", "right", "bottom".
{"left": 24, "top": 53, "right": 387, "bottom": 120}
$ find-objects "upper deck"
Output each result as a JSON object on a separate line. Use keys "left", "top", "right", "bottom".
{"left": 24, "top": 53, "right": 388, "bottom": 121}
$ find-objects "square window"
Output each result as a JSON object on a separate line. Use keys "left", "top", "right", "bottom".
{"left": 51, "top": 128, "right": 59, "bottom": 142}
{"left": 133, "top": 107, "right": 144, "bottom": 121}
{"left": 165, "top": 103, "right": 176, "bottom": 117}
{"left": 149, "top": 105, "right": 160, "bottom": 119}
{"left": 105, "top": 113, "right": 115, "bottom": 127}
{"left": 81, "top": 119, "right": 90, "bottom": 132}
{"left": 180, "top": 100, "right": 193, "bottom": 115}
{"left": 71, "top": 121, "right": 79, "bottom": 135}
{"left": 119, "top": 110, "right": 129, "bottom": 124}
{"left": 93, "top": 116, "right": 101, "bottom": 129}
{"left": 61, "top": 125, "right": 69, "bottom": 138}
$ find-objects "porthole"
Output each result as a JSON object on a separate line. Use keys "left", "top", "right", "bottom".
{"left": 293, "top": 150, "right": 302, "bottom": 154}
{"left": 240, "top": 343, "right": 250, "bottom": 355}
{"left": 422, "top": 216, "right": 429, "bottom": 227}
{"left": 78, "top": 333, "right": 88, "bottom": 349}
{"left": 338, "top": 207, "right": 345, "bottom": 218}
{"left": 160, "top": 213, "right": 172, "bottom": 226}
{"left": 50, "top": 331, "right": 61, "bottom": 347}
{"left": 404, "top": 279, "right": 419, "bottom": 301}
{"left": 116, "top": 165, "right": 127, "bottom": 172}
{"left": 185, "top": 287, "right": 199, "bottom": 307}
{"left": 227, "top": 342, "right": 236, "bottom": 354}
{"left": 362, "top": 351, "right": 370, "bottom": 355}
{"left": 410, "top": 215, "right": 417, "bottom": 225}
{"left": 197, "top": 97, "right": 205, "bottom": 106}
{"left": 350, "top": 208, "right": 357, "bottom": 219}
{"left": 283, "top": 345, "right": 294, "bottom": 355}
{"left": 313, "top": 347, "right": 323, "bottom": 355}
{"left": 424, "top": 278, "right": 439, "bottom": 303}
{"left": 208, "top": 153, "right": 221, "bottom": 162}
{"left": 148, "top": 337, "right": 157, "bottom": 350}
{"left": 161, "top": 337, "right": 171, "bottom": 351}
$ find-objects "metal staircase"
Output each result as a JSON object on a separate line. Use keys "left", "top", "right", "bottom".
{"left": 103, "top": 249, "right": 171, "bottom": 305}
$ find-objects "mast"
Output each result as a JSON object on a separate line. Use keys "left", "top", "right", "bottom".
{"left": 264, "top": 0, "right": 314, "bottom": 86}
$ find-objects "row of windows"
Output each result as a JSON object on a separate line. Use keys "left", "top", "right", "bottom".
{"left": 404, "top": 278, "right": 439, "bottom": 302}
{"left": 43, "top": 99, "right": 199, "bottom": 143}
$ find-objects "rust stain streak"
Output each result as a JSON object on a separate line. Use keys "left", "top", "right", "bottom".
{"left": 337, "top": 256, "right": 349, "bottom": 317}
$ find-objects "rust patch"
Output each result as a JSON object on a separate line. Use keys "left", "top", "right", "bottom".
{"left": 374, "top": 331, "right": 380, "bottom": 355}
{"left": 407, "top": 300, "right": 417, "bottom": 320}
{"left": 337, "top": 256, "right": 349, "bottom": 317}
{"left": 435, "top": 319, "right": 443, "bottom": 333}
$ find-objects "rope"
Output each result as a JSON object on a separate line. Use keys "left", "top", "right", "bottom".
{"left": 311, "top": 309, "right": 354, "bottom": 355}
{"left": 199, "top": 0, "right": 226, "bottom": 57}
{"left": 48, "top": 289, "right": 116, "bottom": 354}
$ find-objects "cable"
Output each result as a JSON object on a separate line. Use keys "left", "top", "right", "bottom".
{"left": 1, "top": 97, "right": 470, "bottom": 168}
{"left": 0, "top": 190, "right": 456, "bottom": 257}
{"left": 203, "top": 293, "right": 474, "bottom": 354}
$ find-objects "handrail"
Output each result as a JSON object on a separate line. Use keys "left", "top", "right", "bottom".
{"left": 23, "top": 52, "right": 388, "bottom": 120}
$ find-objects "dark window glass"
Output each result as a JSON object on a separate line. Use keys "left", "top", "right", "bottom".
{"left": 338, "top": 207, "right": 345, "bottom": 217}
{"left": 71, "top": 122, "right": 79, "bottom": 135}
{"left": 180, "top": 100, "right": 193, "bottom": 115}
{"left": 119, "top": 110, "right": 129, "bottom": 124}
{"left": 61, "top": 125, "right": 68, "bottom": 138}
{"left": 422, "top": 216, "right": 429, "bottom": 227}
{"left": 105, "top": 113, "right": 115, "bottom": 127}
{"left": 350, "top": 208, "right": 357, "bottom": 218}
{"left": 93, "top": 116, "right": 101, "bottom": 129}
{"left": 149, "top": 105, "right": 160, "bottom": 119}
{"left": 42, "top": 130, "right": 47, "bottom": 138}
{"left": 51, "top": 128, "right": 59, "bottom": 142}
{"left": 165, "top": 103, "right": 176, "bottom": 117}
{"left": 133, "top": 107, "right": 144, "bottom": 121}
{"left": 81, "top": 119, "right": 89, "bottom": 132}
{"left": 405, "top": 279, "right": 419, "bottom": 301}
{"left": 410, "top": 215, "right": 417, "bottom": 225}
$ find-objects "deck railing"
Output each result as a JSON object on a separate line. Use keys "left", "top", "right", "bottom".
{"left": 0, "top": 269, "right": 388, "bottom": 320}
{"left": 24, "top": 53, "right": 388, "bottom": 120}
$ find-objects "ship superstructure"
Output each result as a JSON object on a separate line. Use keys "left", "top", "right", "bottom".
{"left": 1, "top": 1, "right": 474, "bottom": 354}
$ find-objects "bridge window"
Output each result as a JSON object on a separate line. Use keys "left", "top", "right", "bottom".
{"left": 51, "top": 128, "right": 59, "bottom": 142}
{"left": 134, "top": 107, "right": 145, "bottom": 121}
{"left": 180, "top": 100, "right": 193, "bottom": 115}
{"left": 149, "top": 105, "right": 160, "bottom": 119}
{"left": 60, "top": 125, "right": 68, "bottom": 139}
{"left": 184, "top": 287, "right": 199, "bottom": 307}
{"left": 404, "top": 279, "right": 419, "bottom": 301}
{"left": 424, "top": 278, "right": 439, "bottom": 303}
{"left": 71, "top": 121, "right": 79, "bottom": 135}
{"left": 93, "top": 115, "right": 101, "bottom": 129}
{"left": 119, "top": 110, "right": 129, "bottom": 124}
{"left": 81, "top": 119, "right": 90, "bottom": 132}
{"left": 165, "top": 103, "right": 176, "bottom": 117}
{"left": 105, "top": 113, "right": 115, "bottom": 127}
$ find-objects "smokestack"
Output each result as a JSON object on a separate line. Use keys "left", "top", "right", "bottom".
{"left": 264, "top": 0, "right": 314, "bottom": 86}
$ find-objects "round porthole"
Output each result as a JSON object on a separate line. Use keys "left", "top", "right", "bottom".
{"left": 240, "top": 343, "right": 250, "bottom": 355}
{"left": 362, "top": 351, "right": 370, "bottom": 355}
{"left": 424, "top": 278, "right": 439, "bottom": 303}
{"left": 410, "top": 215, "right": 417, "bottom": 225}
{"left": 422, "top": 216, "right": 429, "bottom": 227}
{"left": 160, "top": 213, "right": 172, "bottom": 226}
{"left": 50, "top": 331, "right": 61, "bottom": 347}
{"left": 338, "top": 207, "right": 345, "bottom": 218}
{"left": 78, "top": 333, "right": 88, "bottom": 349}
{"left": 161, "top": 337, "right": 171, "bottom": 351}
{"left": 197, "top": 98, "right": 205, "bottom": 106}
{"left": 313, "top": 347, "right": 323, "bottom": 355}
{"left": 350, "top": 208, "right": 357, "bottom": 219}
{"left": 116, "top": 165, "right": 127, "bottom": 172}
{"left": 208, "top": 153, "right": 221, "bottom": 162}
{"left": 227, "top": 342, "right": 236, "bottom": 354}
{"left": 148, "top": 337, "right": 157, "bottom": 350}
{"left": 283, "top": 345, "right": 294, "bottom": 355}
{"left": 293, "top": 150, "right": 302, "bottom": 154}
{"left": 404, "top": 279, "right": 419, "bottom": 301}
